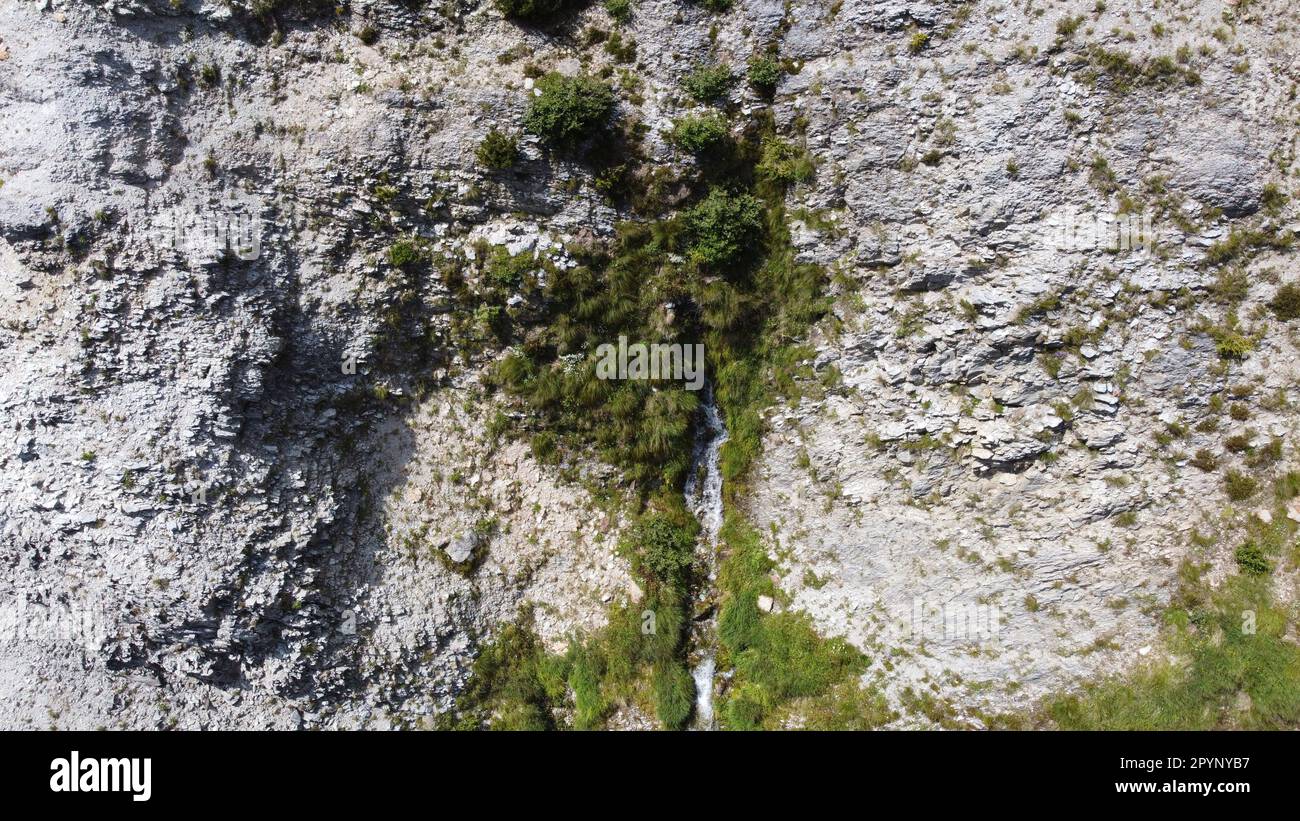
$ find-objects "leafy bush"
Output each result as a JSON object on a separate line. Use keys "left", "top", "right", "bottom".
{"left": 524, "top": 73, "right": 616, "bottom": 146}
{"left": 747, "top": 55, "right": 782, "bottom": 91}
{"left": 476, "top": 128, "right": 519, "bottom": 170}
{"left": 604, "top": 0, "right": 630, "bottom": 22}
{"left": 1234, "top": 542, "right": 1272, "bottom": 576}
{"left": 622, "top": 512, "right": 698, "bottom": 593}
{"left": 670, "top": 114, "right": 730, "bottom": 154}
{"left": 387, "top": 238, "right": 421, "bottom": 270}
{"left": 693, "top": 0, "right": 732, "bottom": 10}
{"left": 1268, "top": 283, "right": 1300, "bottom": 321}
{"left": 495, "top": 0, "right": 570, "bottom": 22}
{"left": 685, "top": 188, "right": 764, "bottom": 267}
{"left": 683, "top": 63, "right": 734, "bottom": 104}
{"left": 756, "top": 137, "right": 815, "bottom": 186}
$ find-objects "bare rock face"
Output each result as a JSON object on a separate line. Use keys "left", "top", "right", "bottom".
{"left": 0, "top": 0, "right": 1297, "bottom": 729}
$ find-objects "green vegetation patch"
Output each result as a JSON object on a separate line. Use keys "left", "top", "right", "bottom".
{"left": 1049, "top": 505, "right": 1300, "bottom": 729}
{"left": 525, "top": 73, "right": 617, "bottom": 148}
{"left": 714, "top": 516, "right": 887, "bottom": 729}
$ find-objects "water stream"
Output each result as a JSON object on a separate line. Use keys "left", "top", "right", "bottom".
{"left": 683, "top": 386, "right": 728, "bottom": 730}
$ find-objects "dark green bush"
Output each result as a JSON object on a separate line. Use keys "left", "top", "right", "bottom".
{"left": 747, "top": 55, "right": 782, "bottom": 91}
{"left": 683, "top": 63, "right": 734, "bottom": 104}
{"left": 670, "top": 114, "right": 730, "bottom": 154}
{"left": 476, "top": 128, "right": 519, "bottom": 170}
{"left": 756, "top": 137, "right": 815, "bottom": 186}
{"left": 622, "top": 512, "right": 698, "bottom": 593}
{"left": 495, "top": 0, "right": 570, "bottom": 22}
{"left": 604, "top": 0, "right": 631, "bottom": 23}
{"left": 1268, "top": 282, "right": 1300, "bottom": 321}
{"left": 524, "top": 73, "right": 616, "bottom": 146}
{"left": 1235, "top": 542, "right": 1272, "bottom": 576}
{"left": 693, "top": 0, "right": 732, "bottom": 10}
{"left": 685, "top": 188, "right": 764, "bottom": 267}
{"left": 387, "top": 238, "right": 421, "bottom": 270}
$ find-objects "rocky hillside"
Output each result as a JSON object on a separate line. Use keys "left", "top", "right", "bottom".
{"left": 1, "top": 0, "right": 1297, "bottom": 729}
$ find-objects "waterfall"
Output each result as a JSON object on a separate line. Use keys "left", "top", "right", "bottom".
{"left": 684, "top": 385, "right": 728, "bottom": 730}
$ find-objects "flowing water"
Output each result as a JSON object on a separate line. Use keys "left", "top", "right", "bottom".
{"left": 684, "top": 387, "right": 728, "bottom": 730}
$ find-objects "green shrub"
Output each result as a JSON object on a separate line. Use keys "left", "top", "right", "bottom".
{"left": 670, "top": 114, "right": 730, "bottom": 154}
{"left": 1210, "top": 325, "right": 1254, "bottom": 360}
{"left": 685, "top": 188, "right": 764, "bottom": 267}
{"left": 524, "top": 73, "right": 616, "bottom": 146}
{"left": 476, "top": 128, "right": 519, "bottom": 170}
{"left": 495, "top": 0, "right": 569, "bottom": 22}
{"left": 747, "top": 55, "right": 782, "bottom": 91}
{"left": 756, "top": 138, "right": 815, "bottom": 186}
{"left": 693, "top": 0, "right": 732, "bottom": 10}
{"left": 1234, "top": 542, "right": 1272, "bottom": 576}
{"left": 1268, "top": 283, "right": 1300, "bottom": 321}
{"left": 1260, "top": 183, "right": 1289, "bottom": 215}
{"left": 1055, "top": 15, "right": 1083, "bottom": 37}
{"left": 621, "top": 512, "right": 698, "bottom": 593}
{"left": 683, "top": 63, "right": 734, "bottom": 103}
{"left": 1224, "top": 470, "right": 1257, "bottom": 501}
{"left": 908, "top": 31, "right": 929, "bottom": 54}
{"left": 604, "top": 0, "right": 630, "bottom": 22}
{"left": 387, "top": 238, "right": 421, "bottom": 270}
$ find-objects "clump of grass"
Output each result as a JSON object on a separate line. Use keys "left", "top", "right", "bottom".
{"left": 1048, "top": 572, "right": 1300, "bottom": 729}
{"left": 444, "top": 610, "right": 568, "bottom": 730}
{"left": 476, "top": 128, "right": 519, "bottom": 170}
{"left": 714, "top": 517, "right": 881, "bottom": 729}
{"left": 1224, "top": 470, "right": 1258, "bottom": 501}
{"left": 1204, "top": 226, "right": 1293, "bottom": 268}
{"left": 1268, "top": 283, "right": 1300, "bottom": 321}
